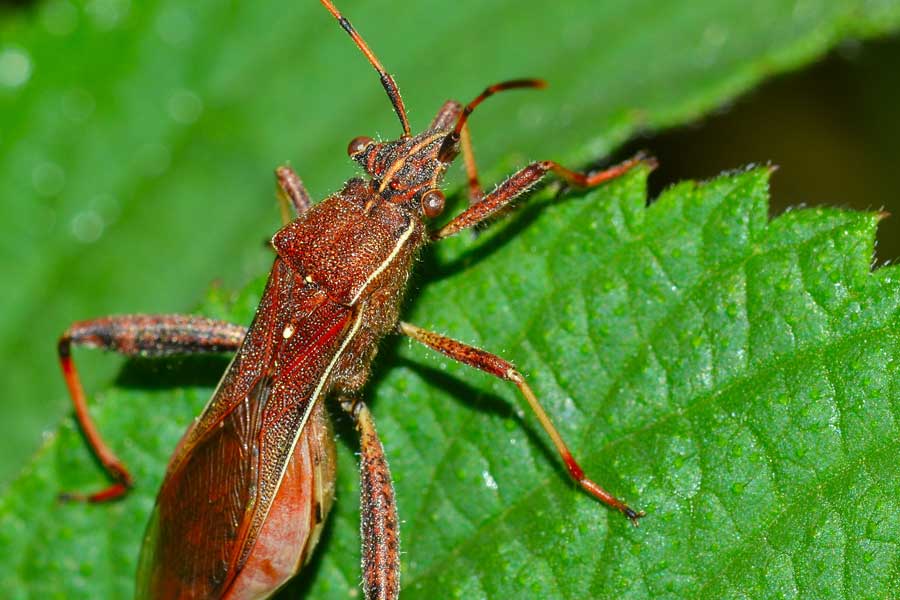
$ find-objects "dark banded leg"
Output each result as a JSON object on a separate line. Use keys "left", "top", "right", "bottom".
{"left": 398, "top": 321, "right": 643, "bottom": 525}
{"left": 275, "top": 165, "right": 313, "bottom": 225}
{"left": 432, "top": 154, "right": 653, "bottom": 240}
{"left": 58, "top": 315, "right": 247, "bottom": 502}
{"left": 340, "top": 397, "right": 400, "bottom": 600}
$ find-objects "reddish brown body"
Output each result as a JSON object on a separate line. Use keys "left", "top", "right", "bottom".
{"left": 137, "top": 168, "right": 426, "bottom": 598}
{"left": 57, "top": 1, "right": 648, "bottom": 598}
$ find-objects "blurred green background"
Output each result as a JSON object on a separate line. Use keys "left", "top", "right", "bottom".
{"left": 621, "top": 35, "right": 900, "bottom": 261}
{"left": 1, "top": 0, "right": 899, "bottom": 488}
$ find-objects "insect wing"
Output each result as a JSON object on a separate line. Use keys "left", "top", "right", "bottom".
{"left": 136, "top": 259, "right": 357, "bottom": 599}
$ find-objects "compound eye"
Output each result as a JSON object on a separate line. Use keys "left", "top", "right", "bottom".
{"left": 347, "top": 135, "right": 374, "bottom": 157}
{"left": 421, "top": 189, "right": 445, "bottom": 218}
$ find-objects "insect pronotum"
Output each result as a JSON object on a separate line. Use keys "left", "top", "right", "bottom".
{"left": 57, "top": 1, "right": 650, "bottom": 598}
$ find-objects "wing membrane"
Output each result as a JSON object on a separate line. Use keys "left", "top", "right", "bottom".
{"left": 137, "top": 259, "right": 356, "bottom": 599}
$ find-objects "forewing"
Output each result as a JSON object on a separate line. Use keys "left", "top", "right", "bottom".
{"left": 136, "top": 259, "right": 357, "bottom": 599}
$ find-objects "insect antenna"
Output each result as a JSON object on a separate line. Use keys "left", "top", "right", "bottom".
{"left": 439, "top": 78, "right": 546, "bottom": 162}
{"left": 320, "top": 0, "right": 412, "bottom": 137}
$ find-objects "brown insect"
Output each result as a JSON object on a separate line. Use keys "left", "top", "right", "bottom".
{"left": 56, "top": 1, "right": 649, "bottom": 598}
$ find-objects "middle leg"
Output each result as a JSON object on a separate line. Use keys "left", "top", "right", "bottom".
{"left": 58, "top": 315, "right": 247, "bottom": 502}
{"left": 398, "top": 321, "right": 643, "bottom": 524}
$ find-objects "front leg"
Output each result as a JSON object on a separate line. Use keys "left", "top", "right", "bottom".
{"left": 340, "top": 397, "right": 400, "bottom": 600}
{"left": 58, "top": 315, "right": 246, "bottom": 502}
{"left": 432, "top": 154, "right": 652, "bottom": 240}
{"left": 275, "top": 165, "right": 314, "bottom": 224}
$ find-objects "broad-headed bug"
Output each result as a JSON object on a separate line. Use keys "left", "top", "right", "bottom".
{"left": 57, "top": 1, "right": 650, "bottom": 598}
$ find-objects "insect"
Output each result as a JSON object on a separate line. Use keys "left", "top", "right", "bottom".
{"left": 56, "top": 1, "right": 649, "bottom": 598}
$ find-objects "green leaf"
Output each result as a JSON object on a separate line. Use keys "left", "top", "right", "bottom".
{"left": 4, "top": 1, "right": 900, "bottom": 599}
{"left": 3, "top": 0, "right": 900, "bottom": 481}
{"left": 4, "top": 166, "right": 900, "bottom": 599}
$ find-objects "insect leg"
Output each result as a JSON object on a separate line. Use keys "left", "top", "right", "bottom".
{"left": 431, "top": 154, "right": 653, "bottom": 240}
{"left": 340, "top": 396, "right": 400, "bottom": 600}
{"left": 428, "top": 99, "right": 461, "bottom": 132}
{"left": 429, "top": 102, "right": 483, "bottom": 207}
{"left": 428, "top": 101, "right": 484, "bottom": 206}
{"left": 58, "top": 315, "right": 247, "bottom": 502}
{"left": 459, "top": 123, "right": 484, "bottom": 206}
{"left": 275, "top": 165, "right": 313, "bottom": 224}
{"left": 398, "top": 321, "right": 644, "bottom": 525}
